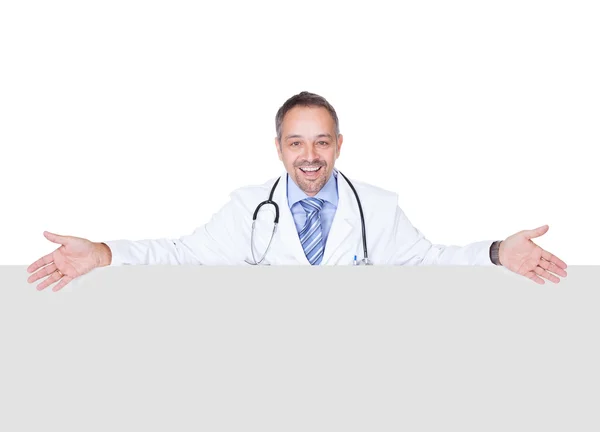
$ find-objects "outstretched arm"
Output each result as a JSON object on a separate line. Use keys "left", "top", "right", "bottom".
{"left": 387, "top": 207, "right": 568, "bottom": 283}
{"left": 387, "top": 206, "right": 496, "bottom": 266}
{"left": 99, "top": 196, "right": 250, "bottom": 266}
{"left": 27, "top": 195, "right": 250, "bottom": 291}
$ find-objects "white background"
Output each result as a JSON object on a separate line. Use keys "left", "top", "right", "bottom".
{"left": 2, "top": 0, "right": 598, "bottom": 265}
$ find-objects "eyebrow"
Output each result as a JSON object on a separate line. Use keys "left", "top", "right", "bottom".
{"left": 284, "top": 133, "right": 333, "bottom": 140}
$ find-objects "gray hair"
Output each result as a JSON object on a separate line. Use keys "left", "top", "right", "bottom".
{"left": 275, "top": 91, "right": 340, "bottom": 142}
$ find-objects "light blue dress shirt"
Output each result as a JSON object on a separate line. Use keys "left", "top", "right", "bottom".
{"left": 287, "top": 170, "right": 338, "bottom": 248}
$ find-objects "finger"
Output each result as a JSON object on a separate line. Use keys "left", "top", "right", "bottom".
{"left": 539, "top": 257, "right": 567, "bottom": 277}
{"left": 541, "top": 249, "right": 567, "bottom": 269}
{"left": 534, "top": 265, "right": 560, "bottom": 284}
{"left": 526, "top": 225, "right": 549, "bottom": 239}
{"left": 36, "top": 269, "right": 63, "bottom": 291}
{"left": 27, "top": 252, "right": 54, "bottom": 273}
{"left": 43, "top": 231, "right": 69, "bottom": 245}
{"left": 52, "top": 276, "right": 73, "bottom": 292}
{"left": 27, "top": 263, "right": 57, "bottom": 283}
{"left": 525, "top": 270, "right": 545, "bottom": 285}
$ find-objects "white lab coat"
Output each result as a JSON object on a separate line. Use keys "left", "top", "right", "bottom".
{"left": 104, "top": 171, "right": 497, "bottom": 266}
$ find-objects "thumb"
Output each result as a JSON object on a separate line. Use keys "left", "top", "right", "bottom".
{"left": 43, "top": 231, "right": 70, "bottom": 245}
{"left": 525, "top": 224, "right": 549, "bottom": 239}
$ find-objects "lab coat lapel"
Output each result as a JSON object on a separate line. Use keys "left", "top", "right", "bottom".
{"left": 321, "top": 173, "right": 359, "bottom": 265}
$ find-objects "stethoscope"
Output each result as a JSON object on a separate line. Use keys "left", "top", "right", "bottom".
{"left": 246, "top": 170, "right": 372, "bottom": 265}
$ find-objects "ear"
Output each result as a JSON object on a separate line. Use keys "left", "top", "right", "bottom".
{"left": 275, "top": 137, "right": 283, "bottom": 161}
{"left": 335, "top": 134, "right": 343, "bottom": 159}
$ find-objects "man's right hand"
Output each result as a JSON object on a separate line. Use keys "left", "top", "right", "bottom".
{"left": 26, "top": 231, "right": 112, "bottom": 292}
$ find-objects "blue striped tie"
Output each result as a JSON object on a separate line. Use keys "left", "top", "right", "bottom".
{"left": 299, "top": 198, "right": 325, "bottom": 265}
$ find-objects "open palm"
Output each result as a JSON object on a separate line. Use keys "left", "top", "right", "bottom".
{"left": 26, "top": 231, "right": 101, "bottom": 291}
{"left": 499, "top": 225, "right": 567, "bottom": 284}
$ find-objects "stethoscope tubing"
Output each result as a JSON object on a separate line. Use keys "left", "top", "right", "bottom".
{"left": 337, "top": 171, "right": 368, "bottom": 263}
{"left": 248, "top": 171, "right": 369, "bottom": 265}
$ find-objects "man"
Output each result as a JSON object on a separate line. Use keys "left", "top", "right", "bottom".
{"left": 27, "top": 91, "right": 568, "bottom": 292}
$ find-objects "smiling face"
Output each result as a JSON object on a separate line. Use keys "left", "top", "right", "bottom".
{"left": 275, "top": 106, "right": 343, "bottom": 196}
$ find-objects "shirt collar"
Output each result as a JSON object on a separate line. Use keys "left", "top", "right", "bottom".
{"left": 287, "top": 169, "right": 338, "bottom": 209}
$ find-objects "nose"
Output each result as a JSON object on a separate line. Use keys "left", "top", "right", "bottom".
{"left": 303, "top": 143, "right": 317, "bottom": 162}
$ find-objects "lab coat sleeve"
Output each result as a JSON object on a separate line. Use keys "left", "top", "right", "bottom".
{"left": 102, "top": 196, "right": 248, "bottom": 266}
{"left": 388, "top": 205, "right": 496, "bottom": 266}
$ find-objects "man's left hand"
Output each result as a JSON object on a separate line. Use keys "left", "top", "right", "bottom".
{"left": 499, "top": 224, "right": 568, "bottom": 284}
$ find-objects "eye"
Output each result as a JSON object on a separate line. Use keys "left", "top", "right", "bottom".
{"left": 318, "top": 141, "right": 329, "bottom": 146}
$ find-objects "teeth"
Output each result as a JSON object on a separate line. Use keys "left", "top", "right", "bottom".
{"left": 301, "top": 167, "right": 320, "bottom": 172}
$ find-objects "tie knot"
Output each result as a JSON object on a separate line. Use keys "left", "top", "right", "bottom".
{"left": 300, "top": 197, "right": 324, "bottom": 214}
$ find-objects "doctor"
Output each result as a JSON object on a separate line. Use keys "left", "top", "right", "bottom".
{"left": 27, "top": 91, "right": 568, "bottom": 291}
